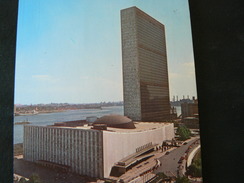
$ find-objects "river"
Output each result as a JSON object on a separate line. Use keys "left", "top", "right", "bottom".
{"left": 14, "top": 106, "right": 123, "bottom": 144}
{"left": 14, "top": 105, "right": 181, "bottom": 144}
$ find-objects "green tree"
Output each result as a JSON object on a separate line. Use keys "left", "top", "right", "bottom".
{"left": 156, "top": 172, "right": 168, "bottom": 179}
{"left": 177, "top": 125, "right": 191, "bottom": 141}
{"left": 27, "top": 174, "right": 42, "bottom": 183}
{"left": 175, "top": 176, "right": 190, "bottom": 183}
{"left": 187, "top": 164, "right": 202, "bottom": 177}
{"left": 186, "top": 154, "right": 202, "bottom": 177}
{"left": 18, "top": 178, "right": 27, "bottom": 183}
{"left": 150, "top": 172, "right": 169, "bottom": 182}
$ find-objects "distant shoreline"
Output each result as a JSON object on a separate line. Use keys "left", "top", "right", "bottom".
{"left": 15, "top": 110, "right": 67, "bottom": 116}
{"left": 15, "top": 107, "right": 107, "bottom": 116}
{"left": 14, "top": 121, "right": 31, "bottom": 125}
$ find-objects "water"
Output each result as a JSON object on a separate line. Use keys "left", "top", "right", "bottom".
{"left": 14, "top": 106, "right": 123, "bottom": 144}
{"left": 14, "top": 105, "right": 181, "bottom": 144}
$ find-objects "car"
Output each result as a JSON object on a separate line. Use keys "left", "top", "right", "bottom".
{"left": 180, "top": 156, "right": 185, "bottom": 160}
{"left": 183, "top": 142, "right": 188, "bottom": 145}
{"left": 165, "top": 151, "right": 170, "bottom": 155}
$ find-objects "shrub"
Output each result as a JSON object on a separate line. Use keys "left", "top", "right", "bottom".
{"left": 177, "top": 125, "right": 191, "bottom": 141}
{"left": 28, "top": 174, "right": 42, "bottom": 183}
{"left": 175, "top": 176, "right": 190, "bottom": 183}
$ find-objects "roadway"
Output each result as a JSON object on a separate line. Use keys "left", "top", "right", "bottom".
{"left": 154, "top": 137, "right": 200, "bottom": 177}
{"left": 110, "top": 137, "right": 200, "bottom": 182}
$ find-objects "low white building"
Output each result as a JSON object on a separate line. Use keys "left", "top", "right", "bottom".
{"left": 23, "top": 115, "right": 174, "bottom": 178}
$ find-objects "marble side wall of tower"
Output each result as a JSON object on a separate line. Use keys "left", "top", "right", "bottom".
{"left": 121, "top": 7, "right": 170, "bottom": 122}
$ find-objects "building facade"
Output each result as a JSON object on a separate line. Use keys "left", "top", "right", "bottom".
{"left": 181, "top": 101, "right": 199, "bottom": 119}
{"left": 181, "top": 99, "right": 199, "bottom": 128}
{"left": 23, "top": 121, "right": 174, "bottom": 178}
{"left": 121, "top": 7, "right": 170, "bottom": 122}
{"left": 23, "top": 126, "right": 104, "bottom": 178}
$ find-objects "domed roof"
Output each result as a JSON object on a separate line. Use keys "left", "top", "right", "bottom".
{"left": 93, "top": 115, "right": 135, "bottom": 129}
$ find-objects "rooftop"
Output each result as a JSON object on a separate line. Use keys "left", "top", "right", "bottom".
{"left": 46, "top": 122, "right": 173, "bottom": 133}
{"left": 93, "top": 115, "right": 135, "bottom": 129}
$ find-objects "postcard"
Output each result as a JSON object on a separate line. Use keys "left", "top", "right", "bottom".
{"left": 14, "top": 1, "right": 202, "bottom": 183}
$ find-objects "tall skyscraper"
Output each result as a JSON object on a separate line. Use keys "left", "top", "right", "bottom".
{"left": 121, "top": 7, "right": 170, "bottom": 122}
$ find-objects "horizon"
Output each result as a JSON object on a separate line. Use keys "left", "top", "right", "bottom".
{"left": 15, "top": 0, "right": 197, "bottom": 105}
{"left": 15, "top": 95, "right": 196, "bottom": 106}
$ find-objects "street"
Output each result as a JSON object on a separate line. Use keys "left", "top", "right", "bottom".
{"left": 154, "top": 137, "right": 200, "bottom": 177}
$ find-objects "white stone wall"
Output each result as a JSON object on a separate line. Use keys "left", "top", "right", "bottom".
{"left": 24, "top": 123, "right": 174, "bottom": 179}
{"left": 121, "top": 7, "right": 142, "bottom": 120}
{"left": 187, "top": 145, "right": 201, "bottom": 167}
{"left": 23, "top": 126, "right": 104, "bottom": 178}
{"left": 102, "top": 123, "right": 174, "bottom": 177}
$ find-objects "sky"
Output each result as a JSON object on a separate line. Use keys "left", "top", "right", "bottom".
{"left": 15, "top": 0, "right": 197, "bottom": 105}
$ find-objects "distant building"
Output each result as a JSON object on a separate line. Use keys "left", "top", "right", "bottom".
{"left": 23, "top": 115, "right": 174, "bottom": 178}
{"left": 181, "top": 98, "right": 199, "bottom": 128}
{"left": 121, "top": 7, "right": 170, "bottom": 122}
{"left": 181, "top": 99, "right": 198, "bottom": 119}
{"left": 170, "top": 106, "right": 178, "bottom": 120}
{"left": 183, "top": 117, "right": 199, "bottom": 129}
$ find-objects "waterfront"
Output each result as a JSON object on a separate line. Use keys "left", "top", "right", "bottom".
{"left": 14, "top": 105, "right": 181, "bottom": 144}
{"left": 14, "top": 106, "right": 123, "bottom": 144}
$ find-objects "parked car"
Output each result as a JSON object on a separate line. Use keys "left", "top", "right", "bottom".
{"left": 165, "top": 151, "right": 170, "bottom": 155}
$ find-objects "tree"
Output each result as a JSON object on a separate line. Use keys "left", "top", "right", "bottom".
{"left": 156, "top": 172, "right": 168, "bottom": 179}
{"left": 177, "top": 125, "right": 191, "bottom": 141}
{"left": 18, "top": 178, "right": 27, "bottom": 183}
{"left": 175, "top": 176, "right": 190, "bottom": 183}
{"left": 187, "top": 164, "right": 202, "bottom": 177}
{"left": 27, "top": 174, "right": 42, "bottom": 183}
{"left": 186, "top": 154, "right": 202, "bottom": 177}
{"left": 150, "top": 172, "right": 170, "bottom": 182}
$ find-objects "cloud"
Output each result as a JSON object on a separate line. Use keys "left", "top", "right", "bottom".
{"left": 168, "top": 61, "right": 197, "bottom": 98}
{"left": 182, "top": 62, "right": 194, "bottom": 67}
{"left": 169, "top": 72, "right": 180, "bottom": 79}
{"left": 76, "top": 76, "right": 123, "bottom": 102}
{"left": 169, "top": 61, "right": 195, "bottom": 79}
{"left": 182, "top": 61, "right": 195, "bottom": 77}
{"left": 32, "top": 75, "right": 49, "bottom": 79}
{"left": 32, "top": 75, "right": 59, "bottom": 82}
{"left": 79, "top": 76, "right": 122, "bottom": 91}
